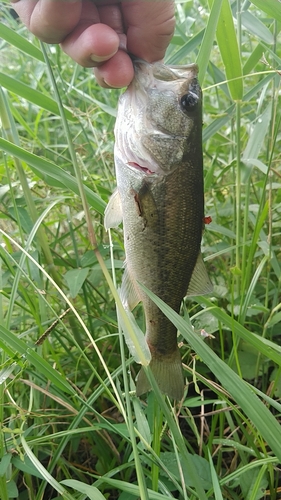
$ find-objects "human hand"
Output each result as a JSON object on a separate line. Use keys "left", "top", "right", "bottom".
{"left": 10, "top": 0, "right": 175, "bottom": 88}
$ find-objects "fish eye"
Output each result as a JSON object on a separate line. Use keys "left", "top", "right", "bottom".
{"left": 180, "top": 92, "right": 199, "bottom": 112}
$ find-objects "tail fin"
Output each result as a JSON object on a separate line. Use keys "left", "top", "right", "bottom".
{"left": 136, "top": 349, "right": 185, "bottom": 400}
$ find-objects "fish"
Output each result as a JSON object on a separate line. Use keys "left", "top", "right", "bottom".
{"left": 105, "top": 60, "right": 212, "bottom": 400}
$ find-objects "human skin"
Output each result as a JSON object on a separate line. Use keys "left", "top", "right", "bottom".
{"left": 10, "top": 0, "right": 175, "bottom": 87}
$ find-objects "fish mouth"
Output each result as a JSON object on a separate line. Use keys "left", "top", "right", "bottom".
{"left": 127, "top": 162, "right": 156, "bottom": 175}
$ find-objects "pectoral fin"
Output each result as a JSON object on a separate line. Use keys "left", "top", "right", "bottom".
{"left": 186, "top": 252, "right": 213, "bottom": 296}
{"left": 104, "top": 189, "right": 123, "bottom": 230}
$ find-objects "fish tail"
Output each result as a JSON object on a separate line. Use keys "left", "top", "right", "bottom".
{"left": 136, "top": 349, "right": 185, "bottom": 400}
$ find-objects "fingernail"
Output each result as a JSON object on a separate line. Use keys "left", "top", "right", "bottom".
{"left": 91, "top": 51, "right": 117, "bottom": 63}
{"left": 103, "top": 79, "right": 124, "bottom": 89}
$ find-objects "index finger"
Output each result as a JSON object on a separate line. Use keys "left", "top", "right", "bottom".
{"left": 11, "top": 0, "right": 83, "bottom": 43}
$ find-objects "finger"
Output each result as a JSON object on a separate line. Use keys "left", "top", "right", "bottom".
{"left": 94, "top": 50, "right": 134, "bottom": 88}
{"left": 98, "top": 4, "right": 124, "bottom": 34}
{"left": 61, "top": 23, "right": 120, "bottom": 67}
{"left": 122, "top": 0, "right": 175, "bottom": 62}
{"left": 11, "top": 0, "right": 83, "bottom": 43}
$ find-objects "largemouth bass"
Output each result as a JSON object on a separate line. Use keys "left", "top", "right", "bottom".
{"left": 105, "top": 61, "right": 212, "bottom": 400}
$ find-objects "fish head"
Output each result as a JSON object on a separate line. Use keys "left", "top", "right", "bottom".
{"left": 114, "top": 60, "right": 202, "bottom": 176}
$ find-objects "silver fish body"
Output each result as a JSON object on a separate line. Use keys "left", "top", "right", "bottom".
{"left": 105, "top": 61, "right": 212, "bottom": 400}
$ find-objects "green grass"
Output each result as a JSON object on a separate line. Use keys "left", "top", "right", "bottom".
{"left": 0, "top": 1, "right": 281, "bottom": 499}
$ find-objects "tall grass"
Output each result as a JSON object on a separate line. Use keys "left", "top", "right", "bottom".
{"left": 0, "top": 1, "right": 281, "bottom": 499}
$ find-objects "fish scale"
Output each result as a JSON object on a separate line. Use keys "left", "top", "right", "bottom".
{"left": 105, "top": 61, "right": 212, "bottom": 400}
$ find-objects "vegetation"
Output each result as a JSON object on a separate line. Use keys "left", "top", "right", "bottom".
{"left": 0, "top": 0, "right": 281, "bottom": 498}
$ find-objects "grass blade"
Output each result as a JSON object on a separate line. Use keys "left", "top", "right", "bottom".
{"left": 250, "top": 0, "right": 281, "bottom": 23}
{"left": 0, "top": 72, "right": 74, "bottom": 120}
{"left": 166, "top": 30, "right": 205, "bottom": 64}
{"left": 196, "top": 298, "right": 281, "bottom": 364}
{"left": 21, "top": 436, "right": 76, "bottom": 500}
{"left": 0, "top": 22, "right": 44, "bottom": 61}
{"left": 0, "top": 137, "right": 106, "bottom": 214}
{"left": 208, "top": 450, "right": 224, "bottom": 500}
{"left": 215, "top": 0, "right": 243, "bottom": 100}
{"left": 196, "top": 0, "right": 223, "bottom": 84}
{"left": 0, "top": 324, "right": 75, "bottom": 395}
{"left": 241, "top": 11, "right": 274, "bottom": 44}
{"left": 61, "top": 480, "right": 107, "bottom": 500}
